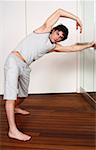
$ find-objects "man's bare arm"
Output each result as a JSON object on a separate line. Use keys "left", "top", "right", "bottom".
{"left": 35, "top": 9, "right": 82, "bottom": 33}
{"left": 51, "top": 41, "right": 95, "bottom": 53}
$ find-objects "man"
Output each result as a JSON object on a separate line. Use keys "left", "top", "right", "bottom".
{"left": 3, "top": 8, "right": 96, "bottom": 141}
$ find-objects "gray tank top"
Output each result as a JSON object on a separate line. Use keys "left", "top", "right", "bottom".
{"left": 14, "top": 32, "right": 56, "bottom": 65}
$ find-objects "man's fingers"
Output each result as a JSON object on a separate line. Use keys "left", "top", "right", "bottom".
{"left": 80, "top": 26, "right": 82, "bottom": 33}
{"left": 93, "top": 41, "right": 96, "bottom": 48}
{"left": 78, "top": 23, "right": 82, "bottom": 33}
{"left": 76, "top": 17, "right": 83, "bottom": 33}
{"left": 76, "top": 20, "right": 82, "bottom": 33}
{"left": 76, "top": 22, "right": 78, "bottom": 30}
{"left": 90, "top": 41, "right": 96, "bottom": 47}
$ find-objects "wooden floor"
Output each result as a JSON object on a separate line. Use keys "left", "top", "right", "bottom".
{"left": 0, "top": 93, "right": 96, "bottom": 150}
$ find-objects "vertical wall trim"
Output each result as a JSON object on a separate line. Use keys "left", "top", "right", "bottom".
{"left": 83, "top": 0, "right": 85, "bottom": 90}
{"left": 25, "top": 0, "right": 27, "bottom": 36}
{"left": 93, "top": 0, "right": 96, "bottom": 93}
{"left": 76, "top": 0, "right": 80, "bottom": 93}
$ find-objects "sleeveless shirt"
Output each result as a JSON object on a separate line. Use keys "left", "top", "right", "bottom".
{"left": 14, "top": 32, "right": 56, "bottom": 65}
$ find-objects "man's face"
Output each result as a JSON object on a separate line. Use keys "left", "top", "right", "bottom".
{"left": 49, "top": 30, "right": 64, "bottom": 43}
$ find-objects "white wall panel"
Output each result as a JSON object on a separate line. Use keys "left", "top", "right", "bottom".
{"left": 26, "top": 1, "right": 78, "bottom": 93}
{"left": 79, "top": 0, "right": 96, "bottom": 98}
{"left": 0, "top": 1, "right": 25, "bottom": 94}
{"left": 79, "top": 0, "right": 94, "bottom": 92}
{"left": 93, "top": 0, "right": 96, "bottom": 95}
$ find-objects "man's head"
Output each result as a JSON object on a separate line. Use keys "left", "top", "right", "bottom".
{"left": 49, "top": 24, "right": 69, "bottom": 43}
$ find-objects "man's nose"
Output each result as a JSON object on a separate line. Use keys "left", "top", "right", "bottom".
{"left": 56, "top": 36, "right": 60, "bottom": 40}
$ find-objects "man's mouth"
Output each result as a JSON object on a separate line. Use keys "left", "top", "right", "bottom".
{"left": 53, "top": 39, "right": 57, "bottom": 42}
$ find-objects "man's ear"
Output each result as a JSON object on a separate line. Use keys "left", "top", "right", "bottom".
{"left": 52, "top": 29, "right": 56, "bottom": 33}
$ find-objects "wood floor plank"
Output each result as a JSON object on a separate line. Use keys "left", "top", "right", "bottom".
{"left": 0, "top": 93, "right": 96, "bottom": 150}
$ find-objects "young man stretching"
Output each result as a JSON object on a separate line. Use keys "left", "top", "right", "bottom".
{"left": 3, "top": 8, "right": 96, "bottom": 141}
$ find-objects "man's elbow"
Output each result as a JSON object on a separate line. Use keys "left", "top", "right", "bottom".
{"left": 56, "top": 8, "right": 63, "bottom": 16}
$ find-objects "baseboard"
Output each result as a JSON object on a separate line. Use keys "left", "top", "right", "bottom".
{"left": 0, "top": 92, "right": 79, "bottom": 100}
{"left": 80, "top": 87, "right": 96, "bottom": 109}
{"left": 0, "top": 95, "right": 3, "bottom": 99}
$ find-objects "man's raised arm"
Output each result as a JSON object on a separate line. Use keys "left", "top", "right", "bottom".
{"left": 44, "top": 9, "right": 82, "bottom": 33}
{"left": 35, "top": 9, "right": 82, "bottom": 33}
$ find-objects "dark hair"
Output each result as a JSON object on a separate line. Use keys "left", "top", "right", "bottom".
{"left": 50, "top": 24, "right": 69, "bottom": 41}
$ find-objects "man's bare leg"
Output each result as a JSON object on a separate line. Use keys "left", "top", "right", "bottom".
{"left": 15, "top": 97, "right": 30, "bottom": 115}
{"left": 5, "top": 100, "right": 31, "bottom": 141}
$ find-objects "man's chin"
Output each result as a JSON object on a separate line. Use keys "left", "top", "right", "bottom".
{"left": 50, "top": 39, "right": 55, "bottom": 44}
{"left": 52, "top": 40, "right": 57, "bottom": 44}
{"left": 49, "top": 37, "right": 57, "bottom": 44}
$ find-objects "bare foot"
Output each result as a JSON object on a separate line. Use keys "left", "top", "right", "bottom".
{"left": 15, "top": 108, "right": 30, "bottom": 115}
{"left": 8, "top": 129, "right": 31, "bottom": 141}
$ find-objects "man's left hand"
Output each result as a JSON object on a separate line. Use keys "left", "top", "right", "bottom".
{"left": 76, "top": 18, "right": 83, "bottom": 33}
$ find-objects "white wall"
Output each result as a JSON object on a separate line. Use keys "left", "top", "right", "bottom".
{"left": 0, "top": 1, "right": 26, "bottom": 94}
{"left": 79, "top": 0, "right": 95, "bottom": 92}
{"left": 0, "top": 0, "right": 79, "bottom": 94}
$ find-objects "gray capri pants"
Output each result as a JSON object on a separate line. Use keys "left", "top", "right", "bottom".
{"left": 3, "top": 53, "right": 31, "bottom": 100}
